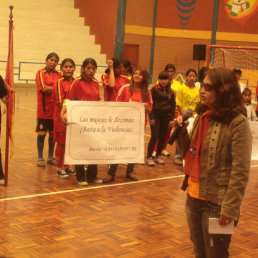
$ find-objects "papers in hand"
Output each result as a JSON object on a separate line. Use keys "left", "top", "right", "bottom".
{"left": 208, "top": 218, "right": 234, "bottom": 234}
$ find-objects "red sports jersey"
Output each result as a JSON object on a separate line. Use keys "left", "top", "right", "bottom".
{"left": 35, "top": 68, "right": 62, "bottom": 119}
{"left": 53, "top": 77, "right": 74, "bottom": 133}
{"left": 116, "top": 84, "right": 153, "bottom": 127}
{"left": 101, "top": 74, "right": 130, "bottom": 101}
{"left": 67, "top": 77, "right": 100, "bottom": 101}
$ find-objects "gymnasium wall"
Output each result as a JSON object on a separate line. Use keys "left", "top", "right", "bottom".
{"left": 74, "top": 0, "right": 258, "bottom": 83}
{"left": 74, "top": 0, "right": 118, "bottom": 58}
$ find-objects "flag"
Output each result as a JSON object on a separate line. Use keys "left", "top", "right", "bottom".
{"left": 5, "top": 10, "right": 15, "bottom": 158}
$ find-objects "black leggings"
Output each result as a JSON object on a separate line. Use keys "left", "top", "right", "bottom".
{"left": 147, "top": 114, "right": 170, "bottom": 158}
{"left": 75, "top": 165, "right": 97, "bottom": 182}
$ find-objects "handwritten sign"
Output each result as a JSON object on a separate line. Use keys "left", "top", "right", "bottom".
{"left": 64, "top": 101, "right": 145, "bottom": 164}
{"left": 249, "top": 121, "right": 258, "bottom": 160}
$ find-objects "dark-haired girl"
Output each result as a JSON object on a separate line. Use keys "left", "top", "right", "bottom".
{"left": 104, "top": 68, "right": 152, "bottom": 183}
{"left": 101, "top": 58, "right": 130, "bottom": 101}
{"left": 153, "top": 64, "right": 181, "bottom": 157}
{"left": 35, "top": 52, "right": 62, "bottom": 167}
{"left": 53, "top": 58, "right": 76, "bottom": 179}
{"left": 60, "top": 58, "right": 102, "bottom": 186}
{"left": 146, "top": 71, "right": 175, "bottom": 166}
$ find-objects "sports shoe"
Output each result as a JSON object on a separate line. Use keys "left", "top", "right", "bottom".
{"left": 47, "top": 157, "right": 57, "bottom": 166}
{"left": 161, "top": 150, "right": 170, "bottom": 156}
{"left": 0, "top": 179, "right": 4, "bottom": 185}
{"left": 65, "top": 167, "right": 76, "bottom": 175}
{"left": 174, "top": 158, "right": 183, "bottom": 165}
{"left": 155, "top": 156, "right": 165, "bottom": 165}
{"left": 93, "top": 178, "right": 103, "bottom": 184}
{"left": 146, "top": 157, "right": 155, "bottom": 167}
{"left": 57, "top": 169, "right": 69, "bottom": 179}
{"left": 78, "top": 181, "right": 88, "bottom": 186}
{"left": 37, "top": 158, "right": 46, "bottom": 167}
{"left": 126, "top": 173, "right": 138, "bottom": 181}
{"left": 152, "top": 151, "right": 157, "bottom": 157}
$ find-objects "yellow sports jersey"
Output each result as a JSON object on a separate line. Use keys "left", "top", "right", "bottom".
{"left": 177, "top": 83, "right": 200, "bottom": 113}
{"left": 170, "top": 79, "right": 181, "bottom": 92}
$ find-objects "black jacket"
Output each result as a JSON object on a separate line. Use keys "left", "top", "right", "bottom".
{"left": 149, "top": 84, "right": 175, "bottom": 120}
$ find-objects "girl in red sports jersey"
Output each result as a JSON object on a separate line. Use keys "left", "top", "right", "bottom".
{"left": 60, "top": 58, "right": 103, "bottom": 186}
{"left": 103, "top": 68, "right": 152, "bottom": 183}
{"left": 53, "top": 58, "right": 76, "bottom": 179}
{"left": 101, "top": 58, "right": 130, "bottom": 101}
{"left": 35, "top": 52, "right": 62, "bottom": 167}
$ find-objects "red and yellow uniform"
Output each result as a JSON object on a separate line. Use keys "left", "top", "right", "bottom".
{"left": 52, "top": 77, "right": 74, "bottom": 144}
{"left": 35, "top": 68, "right": 62, "bottom": 119}
{"left": 116, "top": 84, "right": 153, "bottom": 127}
{"left": 67, "top": 77, "right": 100, "bottom": 101}
{"left": 101, "top": 74, "right": 130, "bottom": 101}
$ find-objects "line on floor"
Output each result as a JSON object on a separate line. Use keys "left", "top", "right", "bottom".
{"left": 0, "top": 174, "right": 184, "bottom": 202}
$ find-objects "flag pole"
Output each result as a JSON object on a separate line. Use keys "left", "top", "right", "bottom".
{"left": 4, "top": 6, "right": 14, "bottom": 186}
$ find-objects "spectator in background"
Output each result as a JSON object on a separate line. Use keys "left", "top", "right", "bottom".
{"left": 195, "top": 66, "right": 210, "bottom": 88}
{"left": 175, "top": 68, "right": 199, "bottom": 165}
{"left": 146, "top": 71, "right": 175, "bottom": 166}
{"left": 120, "top": 58, "right": 133, "bottom": 81}
{"left": 233, "top": 68, "right": 246, "bottom": 93}
{"left": 153, "top": 64, "right": 181, "bottom": 157}
{"left": 242, "top": 88, "right": 257, "bottom": 121}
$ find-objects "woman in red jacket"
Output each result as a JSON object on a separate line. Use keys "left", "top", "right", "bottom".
{"left": 52, "top": 58, "right": 76, "bottom": 179}
{"left": 35, "top": 52, "right": 62, "bottom": 167}
{"left": 103, "top": 68, "right": 152, "bottom": 183}
{"left": 60, "top": 58, "right": 103, "bottom": 186}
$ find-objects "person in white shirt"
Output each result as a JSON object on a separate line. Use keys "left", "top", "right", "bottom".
{"left": 242, "top": 88, "right": 257, "bottom": 121}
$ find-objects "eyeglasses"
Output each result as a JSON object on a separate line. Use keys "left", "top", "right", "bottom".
{"left": 200, "top": 82, "right": 215, "bottom": 91}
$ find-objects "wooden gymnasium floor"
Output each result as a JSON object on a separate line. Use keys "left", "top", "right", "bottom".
{"left": 0, "top": 86, "right": 258, "bottom": 257}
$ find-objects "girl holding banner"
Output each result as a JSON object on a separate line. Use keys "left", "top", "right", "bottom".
{"left": 61, "top": 58, "right": 103, "bottom": 186}
{"left": 103, "top": 68, "right": 152, "bottom": 183}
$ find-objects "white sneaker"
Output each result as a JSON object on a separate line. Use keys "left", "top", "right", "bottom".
{"left": 78, "top": 181, "right": 88, "bottom": 186}
{"left": 57, "top": 169, "right": 69, "bottom": 179}
{"left": 152, "top": 151, "right": 157, "bottom": 157}
{"left": 0, "top": 179, "right": 4, "bottom": 185}
{"left": 161, "top": 150, "right": 170, "bottom": 156}
{"left": 146, "top": 157, "right": 155, "bottom": 166}
{"left": 93, "top": 178, "right": 103, "bottom": 184}
{"left": 155, "top": 156, "right": 165, "bottom": 165}
{"left": 174, "top": 158, "right": 183, "bottom": 165}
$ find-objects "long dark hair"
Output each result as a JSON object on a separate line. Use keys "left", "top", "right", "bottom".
{"left": 196, "top": 67, "right": 246, "bottom": 123}
{"left": 130, "top": 68, "right": 149, "bottom": 102}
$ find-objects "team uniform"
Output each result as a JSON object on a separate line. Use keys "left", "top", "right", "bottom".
{"left": 101, "top": 74, "right": 130, "bottom": 101}
{"left": 53, "top": 77, "right": 74, "bottom": 144}
{"left": 35, "top": 68, "right": 62, "bottom": 132}
{"left": 106, "top": 84, "right": 153, "bottom": 180}
{"left": 176, "top": 83, "right": 200, "bottom": 113}
{"left": 66, "top": 77, "right": 101, "bottom": 183}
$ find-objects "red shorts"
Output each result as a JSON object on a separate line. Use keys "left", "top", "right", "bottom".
{"left": 53, "top": 132, "right": 66, "bottom": 144}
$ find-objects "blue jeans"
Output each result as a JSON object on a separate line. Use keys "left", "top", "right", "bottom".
{"left": 185, "top": 194, "right": 232, "bottom": 258}
{"left": 108, "top": 163, "right": 135, "bottom": 177}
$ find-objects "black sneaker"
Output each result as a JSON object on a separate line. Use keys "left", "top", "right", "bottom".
{"left": 57, "top": 169, "right": 69, "bottom": 179}
{"left": 65, "top": 167, "right": 76, "bottom": 175}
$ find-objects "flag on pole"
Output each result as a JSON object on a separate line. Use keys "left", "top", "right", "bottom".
{"left": 5, "top": 6, "right": 15, "bottom": 158}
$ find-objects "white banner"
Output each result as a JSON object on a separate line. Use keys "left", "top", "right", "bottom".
{"left": 64, "top": 101, "right": 145, "bottom": 164}
{"left": 249, "top": 121, "right": 258, "bottom": 160}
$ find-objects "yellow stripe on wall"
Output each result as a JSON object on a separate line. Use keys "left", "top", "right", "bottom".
{"left": 125, "top": 25, "right": 258, "bottom": 43}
